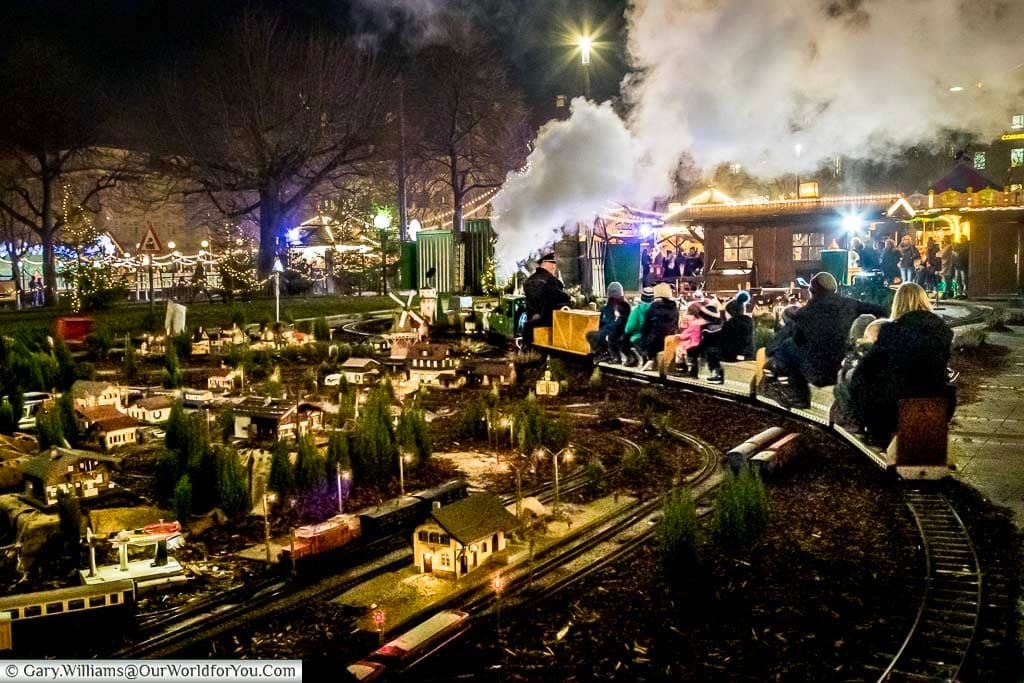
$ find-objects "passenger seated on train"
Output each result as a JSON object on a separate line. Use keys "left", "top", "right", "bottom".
{"left": 718, "top": 290, "right": 755, "bottom": 362}
{"left": 846, "top": 283, "right": 955, "bottom": 447}
{"left": 693, "top": 298, "right": 725, "bottom": 383}
{"left": 760, "top": 272, "right": 887, "bottom": 409}
{"left": 640, "top": 283, "right": 678, "bottom": 372}
{"left": 831, "top": 314, "right": 881, "bottom": 431}
{"left": 587, "top": 281, "right": 631, "bottom": 363}
{"left": 622, "top": 286, "right": 654, "bottom": 367}
{"left": 674, "top": 302, "right": 704, "bottom": 375}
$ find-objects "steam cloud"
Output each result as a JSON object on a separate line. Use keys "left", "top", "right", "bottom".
{"left": 492, "top": 0, "right": 1024, "bottom": 274}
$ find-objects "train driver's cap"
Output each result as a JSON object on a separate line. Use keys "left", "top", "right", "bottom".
{"left": 540, "top": 252, "right": 557, "bottom": 264}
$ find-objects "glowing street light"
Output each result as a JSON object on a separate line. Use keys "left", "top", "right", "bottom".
{"left": 578, "top": 35, "right": 593, "bottom": 65}
{"left": 534, "top": 446, "right": 575, "bottom": 518}
{"left": 398, "top": 451, "right": 412, "bottom": 496}
{"left": 263, "top": 491, "right": 278, "bottom": 563}
{"left": 272, "top": 256, "right": 285, "bottom": 323}
{"left": 374, "top": 210, "right": 393, "bottom": 295}
{"left": 337, "top": 465, "right": 351, "bottom": 514}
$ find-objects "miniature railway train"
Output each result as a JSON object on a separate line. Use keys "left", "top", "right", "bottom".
{"left": 286, "top": 479, "right": 470, "bottom": 564}
{"left": 0, "top": 579, "right": 136, "bottom": 644}
{"left": 487, "top": 298, "right": 947, "bottom": 480}
{"left": 348, "top": 609, "right": 471, "bottom": 681}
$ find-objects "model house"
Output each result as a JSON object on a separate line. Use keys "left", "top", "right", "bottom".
{"left": 208, "top": 369, "right": 242, "bottom": 392}
{"left": 413, "top": 493, "right": 519, "bottom": 579}
{"left": 232, "top": 397, "right": 324, "bottom": 442}
{"left": 340, "top": 358, "right": 382, "bottom": 386}
{"left": 89, "top": 414, "right": 140, "bottom": 451}
{"left": 407, "top": 343, "right": 463, "bottom": 388}
{"left": 69, "top": 380, "right": 123, "bottom": 411}
{"left": 127, "top": 396, "right": 175, "bottom": 424}
{"left": 21, "top": 447, "right": 119, "bottom": 508}
{"left": 466, "top": 361, "right": 517, "bottom": 388}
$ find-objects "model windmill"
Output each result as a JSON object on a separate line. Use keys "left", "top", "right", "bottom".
{"left": 387, "top": 292, "right": 428, "bottom": 354}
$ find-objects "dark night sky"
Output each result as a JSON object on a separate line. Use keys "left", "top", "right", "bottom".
{"left": 0, "top": 0, "right": 630, "bottom": 120}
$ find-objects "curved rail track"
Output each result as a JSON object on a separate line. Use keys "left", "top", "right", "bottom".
{"left": 870, "top": 490, "right": 982, "bottom": 683}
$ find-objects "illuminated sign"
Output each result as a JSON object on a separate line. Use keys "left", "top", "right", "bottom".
{"left": 1000, "top": 132, "right": 1024, "bottom": 141}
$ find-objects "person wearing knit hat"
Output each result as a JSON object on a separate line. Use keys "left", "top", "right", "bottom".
{"left": 522, "top": 250, "right": 571, "bottom": 346}
{"left": 684, "top": 297, "right": 725, "bottom": 383}
{"left": 588, "top": 281, "right": 631, "bottom": 363}
{"left": 639, "top": 282, "right": 679, "bottom": 371}
{"left": 716, "top": 290, "right": 756, "bottom": 375}
{"left": 622, "top": 287, "right": 655, "bottom": 366}
{"left": 760, "top": 269, "right": 887, "bottom": 408}
{"left": 809, "top": 271, "right": 838, "bottom": 298}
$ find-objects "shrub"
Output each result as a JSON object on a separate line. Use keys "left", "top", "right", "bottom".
{"left": 660, "top": 488, "right": 700, "bottom": 583}
{"left": 547, "top": 358, "right": 569, "bottom": 383}
{"left": 397, "top": 406, "right": 433, "bottom": 464}
{"left": 313, "top": 317, "right": 331, "bottom": 341}
{"left": 620, "top": 446, "right": 650, "bottom": 491}
{"left": 84, "top": 327, "right": 114, "bottom": 361}
{"left": 123, "top": 343, "right": 140, "bottom": 384}
{"left": 216, "top": 447, "right": 250, "bottom": 518}
{"left": 269, "top": 442, "right": 294, "bottom": 497}
{"left": 171, "top": 331, "right": 193, "bottom": 361}
{"left": 36, "top": 408, "right": 65, "bottom": 450}
{"left": 163, "top": 344, "right": 183, "bottom": 389}
{"left": 589, "top": 367, "right": 603, "bottom": 390}
{"left": 456, "top": 397, "right": 490, "bottom": 440}
{"left": 294, "top": 435, "right": 327, "bottom": 494}
{"left": 713, "top": 465, "right": 769, "bottom": 548}
{"left": 74, "top": 362, "right": 96, "bottom": 381}
{"left": 172, "top": 475, "right": 193, "bottom": 525}
{"left": 584, "top": 458, "right": 606, "bottom": 497}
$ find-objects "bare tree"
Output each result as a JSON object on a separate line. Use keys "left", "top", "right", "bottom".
{"left": 0, "top": 42, "right": 132, "bottom": 305}
{"left": 0, "top": 190, "right": 35, "bottom": 299}
{"left": 158, "top": 11, "right": 391, "bottom": 280}
{"left": 407, "top": 25, "right": 530, "bottom": 237}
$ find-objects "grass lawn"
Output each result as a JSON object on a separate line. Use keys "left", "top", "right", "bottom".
{"left": 0, "top": 294, "right": 401, "bottom": 337}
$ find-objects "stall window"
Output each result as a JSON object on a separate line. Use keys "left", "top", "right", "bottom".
{"left": 1011, "top": 149, "right": 1024, "bottom": 168}
{"left": 1012, "top": 114, "right": 1024, "bottom": 130}
{"left": 973, "top": 152, "right": 986, "bottom": 170}
{"left": 723, "top": 234, "right": 753, "bottom": 262}
{"left": 792, "top": 232, "right": 825, "bottom": 261}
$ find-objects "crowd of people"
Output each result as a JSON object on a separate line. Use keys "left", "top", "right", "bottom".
{"left": 641, "top": 245, "right": 704, "bottom": 288}
{"left": 854, "top": 234, "right": 969, "bottom": 299}
{"left": 523, "top": 252, "right": 956, "bottom": 449}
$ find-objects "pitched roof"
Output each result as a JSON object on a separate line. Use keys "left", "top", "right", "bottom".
{"left": 340, "top": 357, "right": 381, "bottom": 370}
{"left": 77, "top": 405, "right": 125, "bottom": 422}
{"left": 410, "top": 342, "right": 452, "bottom": 362}
{"left": 133, "top": 396, "right": 175, "bottom": 411}
{"left": 70, "top": 380, "right": 115, "bottom": 398}
{"left": 21, "top": 447, "right": 117, "bottom": 482}
{"left": 931, "top": 160, "right": 1000, "bottom": 193}
{"left": 92, "top": 415, "right": 140, "bottom": 432}
{"left": 469, "top": 361, "right": 515, "bottom": 377}
{"left": 429, "top": 493, "right": 520, "bottom": 546}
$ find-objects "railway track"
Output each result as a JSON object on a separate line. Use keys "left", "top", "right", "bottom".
{"left": 869, "top": 490, "right": 982, "bottom": 683}
{"left": 388, "top": 430, "right": 721, "bottom": 678}
{"left": 116, "top": 439, "right": 633, "bottom": 658}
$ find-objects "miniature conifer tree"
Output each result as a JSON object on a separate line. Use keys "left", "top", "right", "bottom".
{"left": 173, "top": 475, "right": 193, "bottom": 526}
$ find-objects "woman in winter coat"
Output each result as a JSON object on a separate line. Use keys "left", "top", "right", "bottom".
{"left": 847, "top": 283, "right": 954, "bottom": 446}
{"left": 938, "top": 236, "right": 954, "bottom": 299}
{"left": 719, "top": 290, "right": 755, "bottom": 362}
{"left": 880, "top": 239, "right": 901, "bottom": 285}
{"left": 897, "top": 235, "right": 919, "bottom": 285}
{"left": 640, "top": 282, "right": 679, "bottom": 370}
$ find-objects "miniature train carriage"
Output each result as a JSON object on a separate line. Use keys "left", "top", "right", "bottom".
{"left": 413, "top": 492, "right": 520, "bottom": 579}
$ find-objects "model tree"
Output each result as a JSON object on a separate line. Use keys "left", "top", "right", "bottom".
{"left": 172, "top": 475, "right": 193, "bottom": 526}
{"left": 56, "top": 489, "right": 83, "bottom": 567}
{"left": 269, "top": 441, "right": 294, "bottom": 498}
{"left": 352, "top": 384, "right": 396, "bottom": 488}
{"left": 216, "top": 446, "right": 250, "bottom": 518}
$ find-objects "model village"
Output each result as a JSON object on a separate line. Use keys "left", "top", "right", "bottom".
{"left": 0, "top": 213, "right": 1020, "bottom": 682}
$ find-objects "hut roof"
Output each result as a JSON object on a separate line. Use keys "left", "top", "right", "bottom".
{"left": 931, "top": 161, "right": 1000, "bottom": 193}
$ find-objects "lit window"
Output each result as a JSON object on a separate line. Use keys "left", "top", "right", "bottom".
{"left": 1012, "top": 149, "right": 1024, "bottom": 168}
{"left": 1010, "top": 184, "right": 1022, "bottom": 192}
{"left": 974, "top": 152, "right": 986, "bottom": 170}
{"left": 723, "top": 234, "right": 753, "bottom": 262}
{"left": 1013, "top": 114, "right": 1024, "bottom": 130}
{"left": 440, "top": 553, "right": 450, "bottom": 567}
{"left": 792, "top": 232, "right": 825, "bottom": 261}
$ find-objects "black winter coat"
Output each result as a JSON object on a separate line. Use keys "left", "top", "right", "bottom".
{"left": 597, "top": 297, "right": 631, "bottom": 340}
{"left": 783, "top": 292, "right": 887, "bottom": 386}
{"left": 523, "top": 268, "right": 571, "bottom": 326}
{"left": 720, "top": 315, "right": 755, "bottom": 360}
{"left": 881, "top": 247, "right": 901, "bottom": 280}
{"left": 848, "top": 310, "right": 953, "bottom": 445}
{"left": 641, "top": 299, "right": 679, "bottom": 355}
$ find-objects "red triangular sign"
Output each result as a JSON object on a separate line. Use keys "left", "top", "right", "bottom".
{"left": 139, "top": 224, "right": 163, "bottom": 252}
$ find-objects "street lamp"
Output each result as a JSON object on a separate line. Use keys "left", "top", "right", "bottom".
{"left": 373, "top": 211, "right": 393, "bottom": 295}
{"left": 398, "top": 451, "right": 412, "bottom": 496}
{"left": 272, "top": 256, "right": 285, "bottom": 323}
{"left": 337, "top": 465, "right": 351, "bottom": 514}
{"left": 534, "top": 446, "right": 575, "bottom": 518}
{"left": 578, "top": 35, "right": 593, "bottom": 99}
{"left": 263, "top": 491, "right": 278, "bottom": 563}
{"left": 493, "top": 573, "right": 504, "bottom": 647}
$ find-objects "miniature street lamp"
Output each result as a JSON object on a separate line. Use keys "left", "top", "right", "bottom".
{"left": 372, "top": 607, "right": 386, "bottom": 645}
{"left": 398, "top": 451, "right": 413, "bottom": 496}
{"left": 263, "top": 491, "right": 278, "bottom": 564}
{"left": 493, "top": 574, "right": 504, "bottom": 646}
{"left": 272, "top": 257, "right": 285, "bottom": 323}
{"left": 337, "top": 465, "right": 351, "bottom": 514}
{"left": 534, "top": 446, "right": 575, "bottom": 518}
{"left": 373, "top": 210, "right": 392, "bottom": 295}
